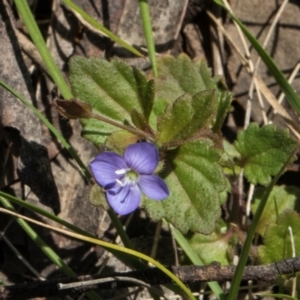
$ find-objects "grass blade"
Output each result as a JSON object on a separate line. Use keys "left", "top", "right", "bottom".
{"left": 226, "top": 149, "right": 297, "bottom": 300}
{"left": 165, "top": 221, "right": 225, "bottom": 300}
{"left": 0, "top": 200, "right": 197, "bottom": 300}
{"left": 62, "top": 0, "right": 144, "bottom": 58}
{"left": 14, "top": 0, "right": 72, "bottom": 99}
{"left": 0, "top": 196, "right": 102, "bottom": 300}
{"left": 139, "top": 0, "right": 157, "bottom": 76}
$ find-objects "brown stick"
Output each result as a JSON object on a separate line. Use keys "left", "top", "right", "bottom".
{"left": 1, "top": 257, "right": 300, "bottom": 299}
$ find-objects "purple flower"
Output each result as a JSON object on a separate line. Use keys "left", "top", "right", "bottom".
{"left": 90, "top": 142, "right": 169, "bottom": 215}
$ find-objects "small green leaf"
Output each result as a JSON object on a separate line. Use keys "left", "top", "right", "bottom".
{"left": 213, "top": 88, "right": 233, "bottom": 132}
{"left": 69, "top": 56, "right": 153, "bottom": 145}
{"left": 252, "top": 186, "right": 300, "bottom": 236}
{"left": 235, "top": 123, "right": 297, "bottom": 185}
{"left": 89, "top": 184, "right": 109, "bottom": 210}
{"left": 156, "top": 90, "right": 218, "bottom": 145}
{"left": 143, "top": 140, "right": 226, "bottom": 234}
{"left": 156, "top": 93, "right": 194, "bottom": 145}
{"left": 155, "top": 54, "right": 218, "bottom": 101}
{"left": 132, "top": 68, "right": 154, "bottom": 121}
{"left": 153, "top": 54, "right": 232, "bottom": 130}
{"left": 186, "top": 222, "right": 236, "bottom": 265}
{"left": 131, "top": 109, "right": 152, "bottom": 132}
{"left": 258, "top": 210, "right": 300, "bottom": 264}
{"left": 105, "top": 130, "right": 140, "bottom": 154}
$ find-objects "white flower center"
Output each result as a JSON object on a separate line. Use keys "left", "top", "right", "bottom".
{"left": 115, "top": 168, "right": 130, "bottom": 175}
{"left": 115, "top": 168, "right": 139, "bottom": 187}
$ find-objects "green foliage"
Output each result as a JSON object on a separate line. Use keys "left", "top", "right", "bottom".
{"left": 68, "top": 54, "right": 298, "bottom": 239}
{"left": 252, "top": 186, "right": 300, "bottom": 236}
{"left": 156, "top": 90, "right": 218, "bottom": 146}
{"left": 235, "top": 123, "right": 297, "bottom": 185}
{"left": 186, "top": 222, "right": 235, "bottom": 265}
{"left": 143, "top": 140, "right": 227, "bottom": 234}
{"left": 132, "top": 68, "right": 154, "bottom": 121}
{"left": 131, "top": 109, "right": 153, "bottom": 132}
{"left": 15, "top": 1, "right": 300, "bottom": 296}
{"left": 69, "top": 56, "right": 153, "bottom": 144}
{"left": 154, "top": 54, "right": 232, "bottom": 131}
{"left": 89, "top": 184, "right": 109, "bottom": 210}
{"left": 258, "top": 210, "right": 300, "bottom": 264}
{"left": 105, "top": 130, "right": 140, "bottom": 154}
{"left": 154, "top": 54, "right": 218, "bottom": 100}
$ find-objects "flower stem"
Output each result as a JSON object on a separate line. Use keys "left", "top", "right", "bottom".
{"left": 90, "top": 112, "right": 155, "bottom": 142}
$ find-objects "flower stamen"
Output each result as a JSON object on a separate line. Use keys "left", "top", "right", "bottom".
{"left": 116, "top": 178, "right": 125, "bottom": 187}
{"left": 115, "top": 168, "right": 131, "bottom": 175}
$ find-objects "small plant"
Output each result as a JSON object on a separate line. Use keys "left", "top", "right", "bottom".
{"left": 56, "top": 54, "right": 297, "bottom": 237}
{"left": 2, "top": 0, "right": 300, "bottom": 299}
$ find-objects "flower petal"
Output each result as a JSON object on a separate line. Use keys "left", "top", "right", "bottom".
{"left": 90, "top": 152, "right": 127, "bottom": 188}
{"left": 138, "top": 175, "right": 169, "bottom": 200}
{"left": 124, "top": 142, "right": 159, "bottom": 174}
{"left": 107, "top": 184, "right": 141, "bottom": 215}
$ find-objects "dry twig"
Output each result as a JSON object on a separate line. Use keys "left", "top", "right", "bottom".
{"left": 1, "top": 257, "right": 300, "bottom": 299}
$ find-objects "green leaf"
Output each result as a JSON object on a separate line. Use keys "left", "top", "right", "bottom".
{"left": 143, "top": 140, "right": 226, "bottom": 234}
{"left": 234, "top": 123, "right": 297, "bottom": 185}
{"left": 89, "top": 184, "right": 109, "bottom": 210}
{"left": 154, "top": 54, "right": 232, "bottom": 130}
{"left": 156, "top": 90, "right": 218, "bottom": 145}
{"left": 252, "top": 186, "right": 300, "bottom": 236}
{"left": 132, "top": 67, "right": 154, "bottom": 121}
{"left": 131, "top": 109, "right": 152, "bottom": 132}
{"left": 157, "top": 93, "right": 193, "bottom": 145}
{"left": 186, "top": 222, "right": 236, "bottom": 265}
{"left": 155, "top": 54, "right": 218, "bottom": 101}
{"left": 258, "top": 210, "right": 300, "bottom": 264}
{"left": 105, "top": 130, "right": 140, "bottom": 154}
{"left": 69, "top": 56, "right": 153, "bottom": 145}
{"left": 213, "top": 88, "right": 233, "bottom": 132}
{"left": 168, "top": 221, "right": 226, "bottom": 299}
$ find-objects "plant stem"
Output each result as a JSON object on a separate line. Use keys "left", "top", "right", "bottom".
{"left": 90, "top": 112, "right": 155, "bottom": 142}
{"left": 139, "top": 0, "right": 158, "bottom": 76}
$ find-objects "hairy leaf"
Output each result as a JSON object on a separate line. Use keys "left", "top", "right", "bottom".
{"left": 143, "top": 140, "right": 226, "bottom": 234}
{"left": 89, "top": 184, "right": 109, "bottom": 210}
{"left": 105, "top": 130, "right": 140, "bottom": 154}
{"left": 132, "top": 67, "right": 154, "bottom": 121}
{"left": 153, "top": 54, "right": 232, "bottom": 131}
{"left": 186, "top": 222, "right": 236, "bottom": 265}
{"left": 252, "top": 186, "right": 300, "bottom": 236}
{"left": 258, "top": 210, "right": 300, "bottom": 264}
{"left": 156, "top": 90, "right": 218, "bottom": 145}
{"left": 69, "top": 56, "right": 153, "bottom": 145}
{"left": 235, "top": 123, "right": 297, "bottom": 185}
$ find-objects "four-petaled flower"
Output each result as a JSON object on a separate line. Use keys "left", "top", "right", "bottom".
{"left": 90, "top": 142, "right": 169, "bottom": 215}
